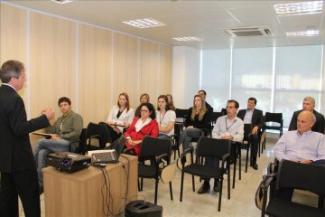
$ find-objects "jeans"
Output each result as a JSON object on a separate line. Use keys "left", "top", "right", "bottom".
{"left": 180, "top": 127, "right": 203, "bottom": 151}
{"left": 34, "top": 139, "right": 70, "bottom": 187}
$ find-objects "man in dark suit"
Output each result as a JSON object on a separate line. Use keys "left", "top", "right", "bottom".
{"left": 237, "top": 97, "right": 263, "bottom": 170}
{"left": 288, "top": 96, "right": 325, "bottom": 134}
{"left": 0, "top": 60, "right": 54, "bottom": 217}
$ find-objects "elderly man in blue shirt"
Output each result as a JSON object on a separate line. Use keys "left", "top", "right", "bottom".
{"left": 274, "top": 110, "right": 325, "bottom": 164}
{"left": 273, "top": 110, "right": 325, "bottom": 200}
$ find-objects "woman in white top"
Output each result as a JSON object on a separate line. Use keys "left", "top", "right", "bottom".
{"left": 156, "top": 95, "right": 176, "bottom": 138}
{"left": 105, "top": 92, "right": 134, "bottom": 142}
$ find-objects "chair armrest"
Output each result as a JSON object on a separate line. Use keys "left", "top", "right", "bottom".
{"left": 156, "top": 153, "right": 169, "bottom": 163}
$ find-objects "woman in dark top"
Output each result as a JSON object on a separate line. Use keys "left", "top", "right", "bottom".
{"left": 181, "top": 94, "right": 210, "bottom": 150}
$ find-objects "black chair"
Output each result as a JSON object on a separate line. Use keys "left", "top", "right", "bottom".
{"left": 263, "top": 112, "right": 283, "bottom": 135}
{"left": 242, "top": 124, "right": 252, "bottom": 173}
{"left": 260, "top": 160, "right": 325, "bottom": 217}
{"left": 207, "top": 112, "right": 223, "bottom": 137}
{"left": 138, "top": 137, "right": 173, "bottom": 205}
{"left": 171, "top": 122, "right": 183, "bottom": 160}
{"left": 175, "top": 108, "right": 188, "bottom": 123}
{"left": 74, "top": 128, "right": 87, "bottom": 154}
{"left": 179, "top": 137, "right": 231, "bottom": 211}
{"left": 262, "top": 112, "right": 283, "bottom": 152}
{"left": 85, "top": 122, "right": 101, "bottom": 151}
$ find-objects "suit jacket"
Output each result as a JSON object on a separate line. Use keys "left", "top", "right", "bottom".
{"left": 237, "top": 108, "right": 264, "bottom": 130}
{"left": 124, "top": 117, "right": 159, "bottom": 155}
{"left": 0, "top": 85, "right": 50, "bottom": 172}
{"left": 288, "top": 110, "right": 325, "bottom": 134}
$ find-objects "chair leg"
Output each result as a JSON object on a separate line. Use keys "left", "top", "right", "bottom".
{"left": 318, "top": 195, "right": 324, "bottom": 208}
{"left": 180, "top": 171, "right": 184, "bottom": 202}
{"left": 141, "top": 177, "right": 144, "bottom": 191}
{"left": 239, "top": 149, "right": 242, "bottom": 180}
{"left": 232, "top": 159, "right": 237, "bottom": 189}
{"left": 227, "top": 164, "right": 231, "bottom": 199}
{"left": 192, "top": 175, "right": 195, "bottom": 192}
{"left": 177, "top": 147, "right": 180, "bottom": 158}
{"left": 138, "top": 178, "right": 141, "bottom": 191}
{"left": 245, "top": 146, "right": 249, "bottom": 173}
{"left": 169, "top": 182, "right": 173, "bottom": 201}
{"left": 154, "top": 179, "right": 159, "bottom": 205}
{"left": 218, "top": 178, "right": 223, "bottom": 212}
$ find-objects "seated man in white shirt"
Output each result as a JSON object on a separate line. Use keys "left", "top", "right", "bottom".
{"left": 273, "top": 110, "right": 325, "bottom": 200}
{"left": 198, "top": 99, "right": 244, "bottom": 194}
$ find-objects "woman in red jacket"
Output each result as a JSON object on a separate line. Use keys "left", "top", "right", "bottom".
{"left": 124, "top": 102, "right": 159, "bottom": 155}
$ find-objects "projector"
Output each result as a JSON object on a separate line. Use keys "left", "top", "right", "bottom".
{"left": 47, "top": 152, "right": 91, "bottom": 173}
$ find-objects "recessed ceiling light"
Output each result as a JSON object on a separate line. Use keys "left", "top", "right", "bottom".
{"left": 274, "top": 1, "right": 323, "bottom": 16}
{"left": 173, "top": 37, "right": 203, "bottom": 42}
{"left": 122, "top": 18, "right": 165, "bottom": 29}
{"left": 286, "top": 29, "right": 319, "bottom": 37}
{"left": 51, "top": 0, "right": 73, "bottom": 4}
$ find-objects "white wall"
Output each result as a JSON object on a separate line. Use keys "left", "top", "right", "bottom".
{"left": 172, "top": 46, "right": 200, "bottom": 108}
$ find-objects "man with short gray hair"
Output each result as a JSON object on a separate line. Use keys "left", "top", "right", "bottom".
{"left": 0, "top": 60, "right": 54, "bottom": 217}
{"left": 288, "top": 96, "right": 325, "bottom": 134}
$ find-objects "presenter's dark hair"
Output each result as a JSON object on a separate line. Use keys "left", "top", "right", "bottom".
{"left": 140, "top": 103, "right": 156, "bottom": 119}
{"left": 0, "top": 60, "right": 25, "bottom": 83}
{"left": 58, "top": 97, "right": 71, "bottom": 106}
{"left": 227, "top": 99, "right": 239, "bottom": 109}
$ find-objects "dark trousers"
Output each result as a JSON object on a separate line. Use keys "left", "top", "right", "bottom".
{"left": 250, "top": 133, "right": 259, "bottom": 165}
{"left": 98, "top": 122, "right": 122, "bottom": 148}
{"left": 202, "top": 157, "right": 219, "bottom": 185}
{"left": 0, "top": 170, "right": 40, "bottom": 217}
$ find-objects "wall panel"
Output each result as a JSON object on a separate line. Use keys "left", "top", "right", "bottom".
{"left": 159, "top": 45, "right": 172, "bottom": 95}
{"left": 112, "top": 32, "right": 139, "bottom": 109}
{"left": 79, "top": 24, "right": 112, "bottom": 124}
{"left": 139, "top": 40, "right": 159, "bottom": 103}
{"left": 0, "top": 4, "right": 27, "bottom": 101}
{"left": 29, "top": 12, "right": 77, "bottom": 118}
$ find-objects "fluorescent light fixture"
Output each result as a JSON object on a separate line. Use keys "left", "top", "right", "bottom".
{"left": 274, "top": 1, "right": 323, "bottom": 16}
{"left": 122, "top": 18, "right": 165, "bottom": 29}
{"left": 286, "top": 29, "right": 319, "bottom": 37}
{"left": 51, "top": 0, "right": 73, "bottom": 4}
{"left": 173, "top": 37, "right": 203, "bottom": 42}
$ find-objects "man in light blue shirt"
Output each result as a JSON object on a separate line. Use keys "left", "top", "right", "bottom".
{"left": 198, "top": 100, "right": 244, "bottom": 194}
{"left": 274, "top": 110, "right": 325, "bottom": 164}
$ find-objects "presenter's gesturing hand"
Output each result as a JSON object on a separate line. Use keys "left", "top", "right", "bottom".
{"left": 42, "top": 108, "right": 55, "bottom": 120}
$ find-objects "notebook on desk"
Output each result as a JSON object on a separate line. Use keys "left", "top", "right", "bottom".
{"left": 32, "top": 132, "right": 52, "bottom": 139}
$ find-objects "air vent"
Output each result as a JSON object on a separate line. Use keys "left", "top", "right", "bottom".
{"left": 225, "top": 27, "right": 272, "bottom": 37}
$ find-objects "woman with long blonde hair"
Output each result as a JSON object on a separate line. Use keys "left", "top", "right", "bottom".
{"left": 180, "top": 94, "right": 210, "bottom": 150}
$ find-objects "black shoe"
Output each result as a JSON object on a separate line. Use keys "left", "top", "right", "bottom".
{"left": 252, "top": 163, "right": 258, "bottom": 170}
{"left": 197, "top": 183, "right": 210, "bottom": 194}
{"left": 213, "top": 183, "right": 220, "bottom": 192}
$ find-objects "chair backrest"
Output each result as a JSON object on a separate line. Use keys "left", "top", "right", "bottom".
{"left": 196, "top": 137, "right": 231, "bottom": 159}
{"left": 76, "top": 128, "right": 87, "bottom": 154}
{"left": 277, "top": 160, "right": 325, "bottom": 195}
{"left": 211, "top": 112, "right": 223, "bottom": 124}
{"left": 140, "top": 137, "right": 172, "bottom": 159}
{"left": 264, "top": 112, "right": 283, "bottom": 125}
{"left": 86, "top": 122, "right": 100, "bottom": 138}
{"left": 175, "top": 108, "right": 188, "bottom": 119}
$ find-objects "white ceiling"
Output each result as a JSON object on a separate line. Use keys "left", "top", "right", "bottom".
{"left": 6, "top": 0, "right": 325, "bottom": 49}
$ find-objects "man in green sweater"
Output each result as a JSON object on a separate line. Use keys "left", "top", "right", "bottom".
{"left": 34, "top": 97, "right": 83, "bottom": 190}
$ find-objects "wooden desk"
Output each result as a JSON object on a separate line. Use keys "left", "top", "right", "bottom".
{"left": 43, "top": 154, "right": 138, "bottom": 217}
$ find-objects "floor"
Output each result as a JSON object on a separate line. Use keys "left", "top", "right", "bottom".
{"left": 19, "top": 133, "right": 319, "bottom": 217}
